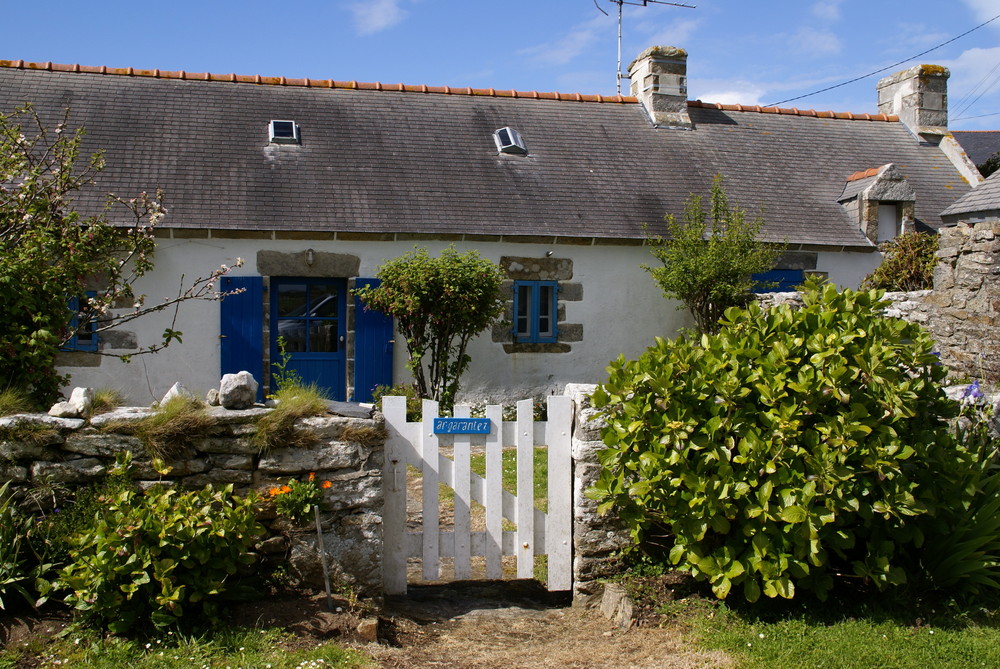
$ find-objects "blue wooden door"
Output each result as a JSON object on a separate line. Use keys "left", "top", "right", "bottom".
{"left": 353, "top": 278, "right": 394, "bottom": 402}
{"left": 220, "top": 275, "right": 265, "bottom": 402}
{"left": 270, "top": 278, "right": 347, "bottom": 400}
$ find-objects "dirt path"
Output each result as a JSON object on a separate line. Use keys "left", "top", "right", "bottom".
{"left": 364, "top": 581, "right": 731, "bottom": 669}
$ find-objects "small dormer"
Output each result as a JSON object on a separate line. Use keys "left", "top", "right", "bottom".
{"left": 839, "top": 164, "right": 916, "bottom": 244}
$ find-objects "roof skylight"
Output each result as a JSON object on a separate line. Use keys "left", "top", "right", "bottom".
{"left": 269, "top": 120, "right": 300, "bottom": 144}
{"left": 493, "top": 127, "right": 527, "bottom": 155}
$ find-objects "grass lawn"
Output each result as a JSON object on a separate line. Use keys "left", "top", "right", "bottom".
{"left": 668, "top": 593, "right": 1000, "bottom": 669}
{"left": 0, "top": 627, "right": 371, "bottom": 669}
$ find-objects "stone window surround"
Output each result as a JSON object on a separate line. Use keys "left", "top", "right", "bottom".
{"left": 494, "top": 256, "right": 583, "bottom": 354}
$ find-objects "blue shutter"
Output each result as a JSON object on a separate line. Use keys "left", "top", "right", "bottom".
{"left": 752, "top": 270, "right": 804, "bottom": 293}
{"left": 220, "top": 275, "right": 265, "bottom": 402}
{"left": 353, "top": 278, "right": 394, "bottom": 403}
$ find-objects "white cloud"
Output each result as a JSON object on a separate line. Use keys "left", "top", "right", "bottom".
{"left": 938, "top": 46, "right": 1000, "bottom": 120}
{"left": 518, "top": 15, "right": 610, "bottom": 66}
{"left": 691, "top": 80, "right": 765, "bottom": 106}
{"left": 637, "top": 17, "right": 702, "bottom": 49}
{"left": 811, "top": 0, "right": 845, "bottom": 22}
{"left": 345, "top": 0, "right": 408, "bottom": 36}
{"left": 790, "top": 26, "right": 842, "bottom": 56}
{"left": 960, "top": 0, "right": 1000, "bottom": 23}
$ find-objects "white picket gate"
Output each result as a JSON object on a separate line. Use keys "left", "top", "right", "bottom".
{"left": 381, "top": 395, "right": 573, "bottom": 595}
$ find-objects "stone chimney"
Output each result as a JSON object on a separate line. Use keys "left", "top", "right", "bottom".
{"left": 876, "top": 64, "right": 950, "bottom": 138}
{"left": 628, "top": 46, "right": 691, "bottom": 129}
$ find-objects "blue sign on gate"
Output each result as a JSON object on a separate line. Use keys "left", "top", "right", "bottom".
{"left": 432, "top": 417, "right": 492, "bottom": 435}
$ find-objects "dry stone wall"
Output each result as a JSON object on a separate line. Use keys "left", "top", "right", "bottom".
{"left": 760, "top": 219, "right": 1000, "bottom": 384}
{"left": 0, "top": 405, "right": 385, "bottom": 594}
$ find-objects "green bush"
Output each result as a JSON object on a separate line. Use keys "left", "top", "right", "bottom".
{"left": 373, "top": 382, "right": 423, "bottom": 421}
{"left": 56, "top": 469, "right": 263, "bottom": 633}
{"left": 354, "top": 246, "right": 505, "bottom": 411}
{"left": 861, "top": 231, "right": 939, "bottom": 291}
{"left": 590, "top": 281, "right": 960, "bottom": 602}
{"left": 917, "top": 398, "right": 1000, "bottom": 595}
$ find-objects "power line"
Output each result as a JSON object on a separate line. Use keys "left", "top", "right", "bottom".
{"left": 766, "top": 13, "right": 1000, "bottom": 108}
{"left": 951, "top": 110, "right": 1000, "bottom": 122}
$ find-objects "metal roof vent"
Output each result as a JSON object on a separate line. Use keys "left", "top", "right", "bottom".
{"left": 493, "top": 127, "right": 527, "bottom": 155}
{"left": 269, "top": 120, "right": 300, "bottom": 144}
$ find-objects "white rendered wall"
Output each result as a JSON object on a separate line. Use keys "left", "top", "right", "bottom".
{"left": 815, "top": 250, "right": 881, "bottom": 290}
{"left": 60, "top": 237, "right": 872, "bottom": 405}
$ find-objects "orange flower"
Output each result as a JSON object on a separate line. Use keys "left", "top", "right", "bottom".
{"left": 268, "top": 487, "right": 281, "bottom": 497}
{"left": 308, "top": 472, "right": 316, "bottom": 482}
{"left": 321, "top": 480, "right": 332, "bottom": 489}
{"left": 280, "top": 485, "right": 292, "bottom": 494}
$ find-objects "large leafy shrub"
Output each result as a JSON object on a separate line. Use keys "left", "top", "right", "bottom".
{"left": 56, "top": 467, "right": 263, "bottom": 633}
{"left": 861, "top": 231, "right": 939, "bottom": 291}
{"left": 590, "top": 281, "right": 959, "bottom": 602}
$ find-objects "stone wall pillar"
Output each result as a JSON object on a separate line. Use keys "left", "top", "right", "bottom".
{"left": 922, "top": 219, "right": 1000, "bottom": 383}
{"left": 565, "top": 383, "right": 630, "bottom": 604}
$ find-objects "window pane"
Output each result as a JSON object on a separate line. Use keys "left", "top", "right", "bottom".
{"left": 515, "top": 284, "right": 531, "bottom": 335}
{"left": 538, "top": 285, "right": 554, "bottom": 337}
{"left": 311, "top": 285, "right": 338, "bottom": 318}
{"left": 309, "top": 323, "right": 338, "bottom": 352}
{"left": 277, "top": 320, "right": 307, "bottom": 352}
{"left": 277, "top": 283, "right": 308, "bottom": 318}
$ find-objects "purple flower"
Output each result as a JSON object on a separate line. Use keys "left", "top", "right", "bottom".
{"left": 962, "top": 379, "right": 984, "bottom": 400}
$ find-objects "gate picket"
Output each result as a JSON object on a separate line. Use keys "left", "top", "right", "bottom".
{"left": 515, "top": 399, "right": 535, "bottom": 579}
{"left": 452, "top": 404, "right": 472, "bottom": 580}
{"left": 485, "top": 404, "right": 503, "bottom": 579}
{"left": 420, "top": 399, "right": 440, "bottom": 581}
{"left": 381, "top": 395, "right": 573, "bottom": 594}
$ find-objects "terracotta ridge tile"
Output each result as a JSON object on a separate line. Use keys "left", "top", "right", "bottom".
{"left": 846, "top": 166, "right": 888, "bottom": 182}
{"left": 686, "top": 99, "right": 899, "bottom": 122}
{"left": 0, "top": 58, "right": 639, "bottom": 104}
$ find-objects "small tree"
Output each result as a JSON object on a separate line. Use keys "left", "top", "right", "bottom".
{"left": 0, "top": 105, "right": 239, "bottom": 406}
{"left": 978, "top": 151, "right": 1000, "bottom": 178}
{"left": 861, "top": 231, "right": 939, "bottom": 291}
{"left": 644, "top": 174, "right": 784, "bottom": 334}
{"left": 354, "top": 246, "right": 505, "bottom": 410}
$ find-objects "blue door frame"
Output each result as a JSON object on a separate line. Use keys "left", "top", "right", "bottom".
{"left": 270, "top": 277, "right": 347, "bottom": 401}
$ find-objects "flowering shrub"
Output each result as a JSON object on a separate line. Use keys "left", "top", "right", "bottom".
{"left": 0, "top": 105, "right": 240, "bottom": 406}
{"left": 270, "top": 473, "right": 333, "bottom": 525}
{"left": 56, "top": 473, "right": 263, "bottom": 633}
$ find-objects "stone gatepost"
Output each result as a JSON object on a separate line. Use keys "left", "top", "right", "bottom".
{"left": 565, "top": 383, "right": 631, "bottom": 604}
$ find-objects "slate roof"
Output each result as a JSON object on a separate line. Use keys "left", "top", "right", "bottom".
{"left": 0, "top": 60, "right": 975, "bottom": 248}
{"left": 953, "top": 130, "right": 1000, "bottom": 166}
{"left": 941, "top": 168, "right": 1000, "bottom": 218}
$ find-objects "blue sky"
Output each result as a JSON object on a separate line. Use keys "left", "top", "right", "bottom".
{"left": 5, "top": 1, "right": 1000, "bottom": 128}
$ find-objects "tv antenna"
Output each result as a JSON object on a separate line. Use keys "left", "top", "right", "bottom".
{"left": 594, "top": 0, "right": 696, "bottom": 94}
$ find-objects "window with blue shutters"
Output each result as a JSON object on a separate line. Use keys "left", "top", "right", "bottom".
{"left": 513, "top": 281, "right": 558, "bottom": 343}
{"left": 63, "top": 292, "right": 99, "bottom": 352}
